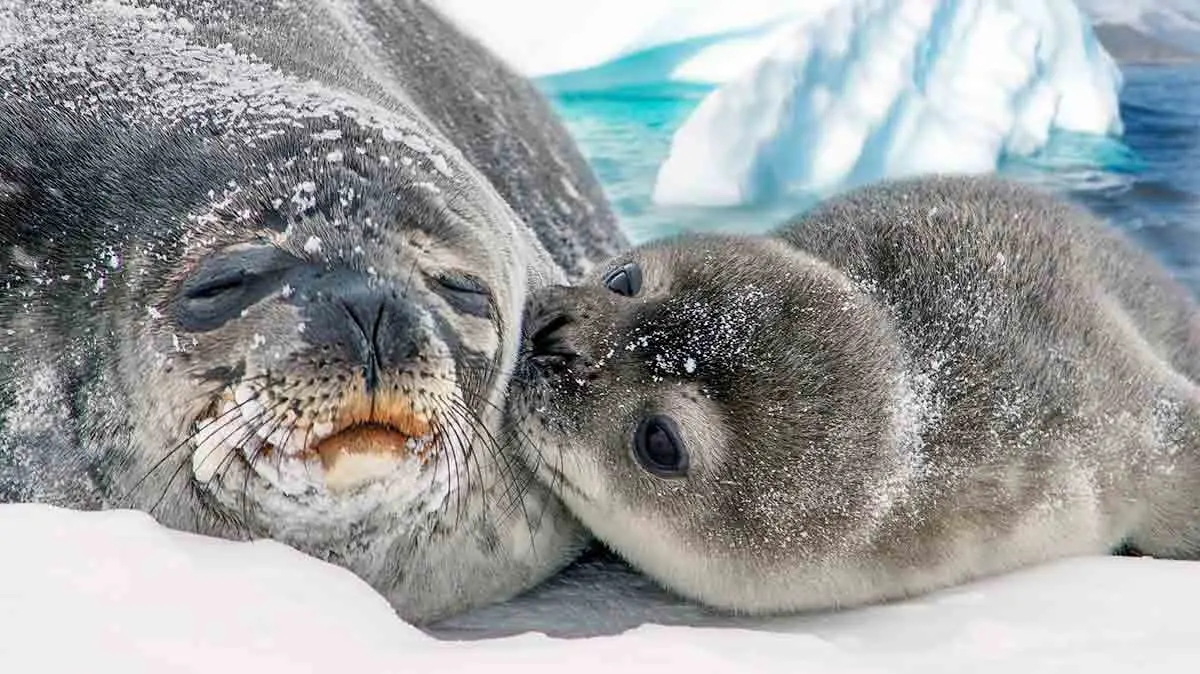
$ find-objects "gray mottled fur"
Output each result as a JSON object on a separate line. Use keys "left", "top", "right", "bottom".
{"left": 512, "top": 175, "right": 1200, "bottom": 614}
{"left": 0, "top": 0, "right": 625, "bottom": 623}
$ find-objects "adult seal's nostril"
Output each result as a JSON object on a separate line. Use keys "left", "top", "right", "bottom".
{"left": 341, "top": 300, "right": 385, "bottom": 393}
{"left": 291, "top": 271, "right": 422, "bottom": 391}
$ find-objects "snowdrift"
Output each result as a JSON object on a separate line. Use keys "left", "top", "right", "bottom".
{"left": 2, "top": 505, "right": 1198, "bottom": 673}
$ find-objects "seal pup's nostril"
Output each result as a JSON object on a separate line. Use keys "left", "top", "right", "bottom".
{"left": 528, "top": 314, "right": 577, "bottom": 360}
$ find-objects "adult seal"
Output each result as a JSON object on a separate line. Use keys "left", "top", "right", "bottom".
{"left": 0, "top": 0, "right": 626, "bottom": 623}
{"left": 512, "top": 175, "right": 1200, "bottom": 615}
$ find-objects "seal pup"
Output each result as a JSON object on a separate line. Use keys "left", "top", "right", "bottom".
{"left": 0, "top": 0, "right": 626, "bottom": 623}
{"left": 511, "top": 175, "right": 1200, "bottom": 615}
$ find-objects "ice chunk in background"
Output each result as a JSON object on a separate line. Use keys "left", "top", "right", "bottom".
{"left": 652, "top": 0, "right": 1124, "bottom": 207}
{"left": 1079, "top": 0, "right": 1200, "bottom": 55}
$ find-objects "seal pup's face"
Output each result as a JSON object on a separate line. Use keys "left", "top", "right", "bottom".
{"left": 511, "top": 235, "right": 919, "bottom": 612}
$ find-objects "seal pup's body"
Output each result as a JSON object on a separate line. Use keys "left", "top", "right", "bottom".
{"left": 513, "top": 175, "right": 1200, "bottom": 614}
{"left": 0, "top": 0, "right": 625, "bottom": 623}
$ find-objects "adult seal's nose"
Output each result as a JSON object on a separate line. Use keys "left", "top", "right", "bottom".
{"left": 292, "top": 269, "right": 422, "bottom": 393}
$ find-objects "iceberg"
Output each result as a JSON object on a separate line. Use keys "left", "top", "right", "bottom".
{"left": 653, "top": 0, "right": 1125, "bottom": 207}
{"left": 1079, "top": 0, "right": 1200, "bottom": 56}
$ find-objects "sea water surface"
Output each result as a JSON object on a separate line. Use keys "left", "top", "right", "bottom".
{"left": 547, "top": 65, "right": 1200, "bottom": 289}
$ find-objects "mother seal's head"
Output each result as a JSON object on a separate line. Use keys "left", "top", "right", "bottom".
{"left": 0, "top": 0, "right": 611, "bottom": 623}
{"left": 510, "top": 235, "right": 909, "bottom": 612}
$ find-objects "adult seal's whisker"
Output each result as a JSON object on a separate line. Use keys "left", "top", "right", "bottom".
{"left": 0, "top": 0, "right": 618, "bottom": 624}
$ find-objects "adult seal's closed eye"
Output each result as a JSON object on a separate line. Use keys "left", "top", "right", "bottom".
{"left": 511, "top": 175, "right": 1200, "bottom": 615}
{"left": 0, "top": 0, "right": 626, "bottom": 623}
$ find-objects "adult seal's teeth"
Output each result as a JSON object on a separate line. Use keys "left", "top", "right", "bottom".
{"left": 240, "top": 397, "right": 266, "bottom": 422}
{"left": 312, "top": 421, "right": 334, "bottom": 440}
{"left": 192, "top": 418, "right": 226, "bottom": 484}
{"left": 234, "top": 385, "right": 256, "bottom": 405}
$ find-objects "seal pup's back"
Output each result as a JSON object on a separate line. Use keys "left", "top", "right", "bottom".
{"left": 510, "top": 175, "right": 1200, "bottom": 614}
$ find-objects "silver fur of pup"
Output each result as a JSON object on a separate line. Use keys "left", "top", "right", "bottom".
{"left": 512, "top": 175, "right": 1200, "bottom": 615}
{"left": 0, "top": 0, "right": 625, "bottom": 624}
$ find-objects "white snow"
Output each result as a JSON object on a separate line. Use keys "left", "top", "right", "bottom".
{"left": 653, "top": 0, "right": 1124, "bottom": 206}
{"left": 3, "top": 504, "right": 1199, "bottom": 672}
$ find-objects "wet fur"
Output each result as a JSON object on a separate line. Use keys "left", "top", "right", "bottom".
{"left": 513, "top": 175, "right": 1200, "bottom": 614}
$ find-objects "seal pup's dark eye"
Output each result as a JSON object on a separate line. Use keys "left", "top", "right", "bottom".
{"left": 634, "top": 415, "right": 688, "bottom": 478}
{"left": 604, "top": 262, "right": 642, "bottom": 297}
{"left": 433, "top": 271, "right": 493, "bottom": 319}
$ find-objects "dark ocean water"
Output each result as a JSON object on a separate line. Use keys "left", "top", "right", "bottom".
{"left": 546, "top": 64, "right": 1200, "bottom": 290}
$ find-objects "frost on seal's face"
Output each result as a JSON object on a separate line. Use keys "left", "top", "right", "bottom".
{"left": 511, "top": 235, "right": 910, "bottom": 606}
{"left": 0, "top": 118, "right": 525, "bottom": 532}
{"left": 163, "top": 189, "right": 510, "bottom": 512}
{"left": 0, "top": 0, "right": 599, "bottom": 624}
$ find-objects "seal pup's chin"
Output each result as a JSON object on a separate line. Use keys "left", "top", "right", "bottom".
{"left": 191, "top": 385, "right": 438, "bottom": 496}
{"left": 510, "top": 175, "right": 1200, "bottom": 617}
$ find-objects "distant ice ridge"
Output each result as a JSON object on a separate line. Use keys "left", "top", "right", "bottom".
{"left": 430, "top": 0, "right": 1193, "bottom": 85}
{"left": 653, "top": 0, "right": 1124, "bottom": 206}
{"left": 1079, "top": 0, "right": 1200, "bottom": 54}
{"left": 429, "top": 0, "right": 837, "bottom": 82}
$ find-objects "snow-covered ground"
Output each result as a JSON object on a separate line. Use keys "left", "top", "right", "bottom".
{"left": 3, "top": 504, "right": 1198, "bottom": 672}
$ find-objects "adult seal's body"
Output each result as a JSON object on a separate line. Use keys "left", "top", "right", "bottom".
{"left": 0, "top": 0, "right": 625, "bottom": 623}
{"left": 513, "top": 175, "right": 1200, "bottom": 615}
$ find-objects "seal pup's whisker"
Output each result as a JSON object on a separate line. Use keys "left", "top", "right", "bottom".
{"left": 507, "top": 175, "right": 1200, "bottom": 617}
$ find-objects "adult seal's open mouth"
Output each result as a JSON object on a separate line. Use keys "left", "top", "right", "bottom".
{"left": 0, "top": 0, "right": 625, "bottom": 624}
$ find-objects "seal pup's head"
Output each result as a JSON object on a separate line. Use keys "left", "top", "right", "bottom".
{"left": 510, "top": 235, "right": 924, "bottom": 613}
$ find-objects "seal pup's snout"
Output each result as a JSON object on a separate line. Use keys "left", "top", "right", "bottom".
{"left": 523, "top": 287, "right": 593, "bottom": 373}
{"left": 529, "top": 314, "right": 578, "bottom": 361}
